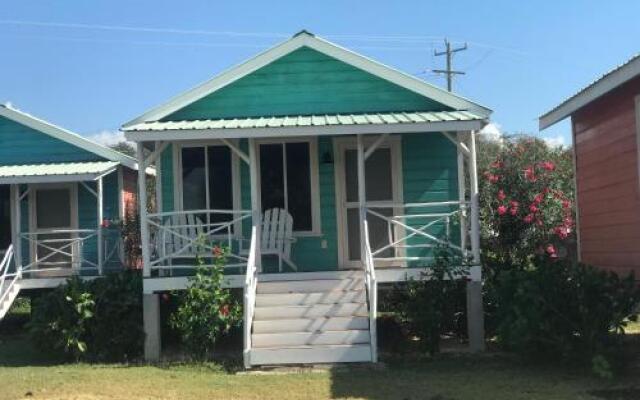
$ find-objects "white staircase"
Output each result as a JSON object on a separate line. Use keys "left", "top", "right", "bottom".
{"left": 0, "top": 245, "right": 20, "bottom": 321}
{"left": 247, "top": 272, "right": 374, "bottom": 366}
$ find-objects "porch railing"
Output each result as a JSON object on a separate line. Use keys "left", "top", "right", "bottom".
{"left": 146, "top": 209, "right": 253, "bottom": 273}
{"left": 362, "top": 220, "right": 378, "bottom": 362}
{"left": 243, "top": 225, "right": 259, "bottom": 368}
{"left": 365, "top": 200, "right": 468, "bottom": 266}
{"left": 0, "top": 245, "right": 17, "bottom": 306}
{"left": 18, "top": 228, "right": 123, "bottom": 277}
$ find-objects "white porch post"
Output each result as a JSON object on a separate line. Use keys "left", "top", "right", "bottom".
{"left": 466, "top": 129, "right": 485, "bottom": 352}
{"left": 97, "top": 177, "right": 104, "bottom": 275}
{"left": 248, "top": 138, "right": 262, "bottom": 271}
{"left": 356, "top": 134, "right": 367, "bottom": 265}
{"left": 10, "top": 184, "right": 22, "bottom": 271}
{"left": 136, "top": 142, "right": 151, "bottom": 278}
{"left": 456, "top": 132, "right": 468, "bottom": 258}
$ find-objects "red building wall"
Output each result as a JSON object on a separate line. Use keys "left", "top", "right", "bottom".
{"left": 573, "top": 76, "right": 640, "bottom": 277}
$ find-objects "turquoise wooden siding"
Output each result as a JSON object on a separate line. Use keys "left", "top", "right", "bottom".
{"left": 401, "top": 133, "right": 461, "bottom": 266}
{"left": 163, "top": 47, "right": 450, "bottom": 122}
{"left": 0, "top": 116, "right": 101, "bottom": 165}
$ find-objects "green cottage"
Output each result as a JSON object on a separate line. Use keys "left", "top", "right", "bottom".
{"left": 123, "top": 31, "right": 492, "bottom": 366}
{"left": 0, "top": 104, "right": 143, "bottom": 301}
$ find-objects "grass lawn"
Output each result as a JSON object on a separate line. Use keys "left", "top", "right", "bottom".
{"left": 1, "top": 302, "right": 638, "bottom": 400}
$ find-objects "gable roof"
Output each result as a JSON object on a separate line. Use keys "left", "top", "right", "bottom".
{"left": 0, "top": 103, "right": 138, "bottom": 170}
{"left": 539, "top": 53, "right": 640, "bottom": 130}
{"left": 123, "top": 30, "right": 491, "bottom": 128}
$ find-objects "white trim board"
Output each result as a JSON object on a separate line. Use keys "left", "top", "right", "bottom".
{"left": 540, "top": 54, "right": 640, "bottom": 130}
{"left": 0, "top": 104, "right": 139, "bottom": 170}
{"left": 123, "top": 31, "right": 491, "bottom": 129}
{"left": 125, "top": 119, "right": 485, "bottom": 142}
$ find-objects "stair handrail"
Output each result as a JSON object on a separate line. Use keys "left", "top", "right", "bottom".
{"left": 243, "top": 225, "right": 259, "bottom": 369}
{"left": 362, "top": 219, "right": 378, "bottom": 362}
{"left": 0, "top": 245, "right": 17, "bottom": 306}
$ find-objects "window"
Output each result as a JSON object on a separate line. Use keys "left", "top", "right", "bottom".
{"left": 180, "top": 145, "right": 235, "bottom": 228}
{"left": 259, "top": 140, "right": 318, "bottom": 234}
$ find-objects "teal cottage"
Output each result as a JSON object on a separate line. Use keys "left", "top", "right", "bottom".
{"left": 0, "top": 104, "right": 143, "bottom": 318}
{"left": 123, "top": 31, "right": 491, "bottom": 366}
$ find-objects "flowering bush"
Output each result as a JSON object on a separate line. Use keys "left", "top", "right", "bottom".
{"left": 170, "top": 242, "right": 242, "bottom": 359}
{"left": 479, "top": 136, "right": 575, "bottom": 269}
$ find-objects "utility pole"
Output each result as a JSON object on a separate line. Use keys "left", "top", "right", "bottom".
{"left": 433, "top": 38, "right": 467, "bottom": 92}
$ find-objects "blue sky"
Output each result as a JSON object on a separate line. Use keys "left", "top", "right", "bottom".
{"left": 1, "top": 1, "right": 639, "bottom": 146}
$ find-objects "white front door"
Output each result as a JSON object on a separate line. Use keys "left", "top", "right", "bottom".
{"left": 334, "top": 137, "right": 403, "bottom": 269}
{"left": 30, "top": 184, "right": 78, "bottom": 276}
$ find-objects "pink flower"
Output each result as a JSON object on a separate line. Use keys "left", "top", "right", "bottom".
{"left": 524, "top": 166, "right": 537, "bottom": 182}
{"left": 546, "top": 244, "right": 557, "bottom": 256}
{"left": 523, "top": 214, "right": 534, "bottom": 224}
{"left": 529, "top": 204, "right": 539, "bottom": 213}
{"left": 497, "top": 205, "right": 507, "bottom": 216}
{"left": 554, "top": 226, "right": 569, "bottom": 239}
{"left": 497, "top": 190, "right": 506, "bottom": 201}
{"left": 534, "top": 193, "right": 544, "bottom": 204}
{"left": 101, "top": 219, "right": 110, "bottom": 228}
{"left": 488, "top": 174, "right": 500, "bottom": 183}
{"left": 562, "top": 199, "right": 571, "bottom": 209}
{"left": 541, "top": 161, "right": 556, "bottom": 171}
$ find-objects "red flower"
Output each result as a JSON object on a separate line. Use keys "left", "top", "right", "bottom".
{"left": 101, "top": 219, "right": 110, "bottom": 228}
{"left": 546, "top": 244, "right": 556, "bottom": 256}
{"left": 534, "top": 193, "right": 544, "bottom": 204}
{"left": 212, "top": 246, "right": 223, "bottom": 257}
{"left": 529, "top": 204, "right": 539, "bottom": 213}
{"left": 491, "top": 161, "right": 504, "bottom": 169}
{"left": 497, "top": 190, "right": 506, "bottom": 201}
{"left": 488, "top": 174, "right": 500, "bottom": 183}
{"left": 523, "top": 214, "right": 534, "bottom": 224}
{"left": 541, "top": 161, "right": 556, "bottom": 171}
{"left": 554, "top": 226, "right": 569, "bottom": 239}
{"left": 562, "top": 199, "right": 571, "bottom": 209}
{"left": 497, "top": 205, "right": 507, "bottom": 216}
{"left": 219, "top": 304, "right": 230, "bottom": 317}
{"left": 524, "top": 166, "right": 537, "bottom": 182}
{"left": 510, "top": 207, "right": 518, "bottom": 216}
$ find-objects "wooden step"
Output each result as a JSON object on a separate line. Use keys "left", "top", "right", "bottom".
{"left": 257, "top": 279, "right": 363, "bottom": 294}
{"left": 256, "top": 290, "right": 366, "bottom": 307}
{"left": 253, "top": 316, "right": 370, "bottom": 334}
{"left": 249, "top": 344, "right": 372, "bottom": 365}
{"left": 254, "top": 303, "right": 367, "bottom": 320}
{"left": 252, "top": 330, "right": 370, "bottom": 348}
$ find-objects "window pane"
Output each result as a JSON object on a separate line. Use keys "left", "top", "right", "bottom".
{"left": 207, "top": 146, "right": 233, "bottom": 224}
{"left": 36, "top": 188, "right": 71, "bottom": 228}
{"left": 259, "top": 144, "right": 285, "bottom": 212}
{"left": 365, "top": 148, "right": 393, "bottom": 201}
{"left": 286, "top": 142, "right": 312, "bottom": 231}
{"left": 181, "top": 147, "right": 206, "bottom": 211}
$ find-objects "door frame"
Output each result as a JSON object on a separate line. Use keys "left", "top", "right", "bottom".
{"left": 333, "top": 135, "right": 404, "bottom": 269}
{"left": 28, "top": 183, "right": 79, "bottom": 272}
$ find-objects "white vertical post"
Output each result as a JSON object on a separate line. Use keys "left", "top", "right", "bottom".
{"left": 468, "top": 130, "right": 481, "bottom": 265}
{"left": 97, "top": 177, "right": 104, "bottom": 275}
{"left": 357, "top": 134, "right": 367, "bottom": 265}
{"left": 137, "top": 142, "right": 151, "bottom": 278}
{"left": 248, "top": 138, "right": 262, "bottom": 271}
{"left": 456, "top": 132, "right": 468, "bottom": 258}
{"left": 10, "top": 185, "right": 22, "bottom": 272}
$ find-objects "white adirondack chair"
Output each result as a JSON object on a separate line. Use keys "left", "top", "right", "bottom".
{"left": 156, "top": 213, "right": 206, "bottom": 263}
{"left": 261, "top": 208, "right": 297, "bottom": 272}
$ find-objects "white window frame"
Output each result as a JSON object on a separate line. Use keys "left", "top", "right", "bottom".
{"left": 256, "top": 137, "right": 321, "bottom": 237}
{"left": 172, "top": 141, "right": 243, "bottom": 236}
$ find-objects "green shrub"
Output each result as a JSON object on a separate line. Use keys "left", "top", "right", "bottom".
{"left": 28, "top": 271, "right": 143, "bottom": 362}
{"left": 390, "top": 246, "right": 469, "bottom": 354}
{"left": 170, "top": 246, "right": 242, "bottom": 359}
{"left": 494, "top": 258, "right": 640, "bottom": 376}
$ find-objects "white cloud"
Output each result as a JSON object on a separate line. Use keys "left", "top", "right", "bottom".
{"left": 541, "top": 134, "right": 566, "bottom": 148}
{"left": 88, "top": 130, "right": 131, "bottom": 146}
{"left": 479, "top": 122, "right": 503, "bottom": 142}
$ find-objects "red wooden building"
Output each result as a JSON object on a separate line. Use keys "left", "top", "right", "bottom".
{"left": 540, "top": 54, "right": 640, "bottom": 277}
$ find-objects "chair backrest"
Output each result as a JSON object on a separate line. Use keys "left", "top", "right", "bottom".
{"left": 261, "top": 208, "right": 293, "bottom": 256}
{"left": 160, "top": 213, "right": 205, "bottom": 258}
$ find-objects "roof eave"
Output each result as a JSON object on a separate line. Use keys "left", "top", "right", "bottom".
{"left": 124, "top": 119, "right": 487, "bottom": 142}
{"left": 539, "top": 54, "right": 640, "bottom": 130}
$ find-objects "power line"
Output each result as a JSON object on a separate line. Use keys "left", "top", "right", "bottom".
{"left": 432, "top": 38, "right": 467, "bottom": 92}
